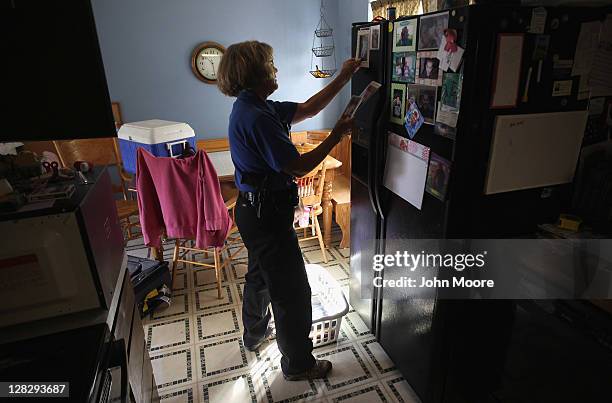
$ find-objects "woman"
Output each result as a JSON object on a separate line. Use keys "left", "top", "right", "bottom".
{"left": 217, "top": 41, "right": 359, "bottom": 381}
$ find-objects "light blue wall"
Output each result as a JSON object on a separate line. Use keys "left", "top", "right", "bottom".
{"left": 92, "top": 0, "right": 369, "bottom": 139}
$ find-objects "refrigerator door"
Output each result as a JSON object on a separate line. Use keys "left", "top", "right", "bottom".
{"left": 374, "top": 12, "right": 452, "bottom": 401}
{"left": 349, "top": 21, "right": 388, "bottom": 332}
{"left": 375, "top": 5, "right": 608, "bottom": 403}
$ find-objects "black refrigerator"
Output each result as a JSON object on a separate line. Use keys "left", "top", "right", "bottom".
{"left": 350, "top": 5, "right": 612, "bottom": 403}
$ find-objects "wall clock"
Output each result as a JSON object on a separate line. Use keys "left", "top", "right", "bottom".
{"left": 191, "top": 42, "right": 225, "bottom": 84}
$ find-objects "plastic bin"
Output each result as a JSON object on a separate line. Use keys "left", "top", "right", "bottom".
{"left": 306, "top": 264, "right": 350, "bottom": 348}
{"left": 117, "top": 119, "right": 196, "bottom": 174}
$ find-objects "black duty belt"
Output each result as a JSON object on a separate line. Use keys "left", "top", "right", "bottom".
{"left": 239, "top": 189, "right": 294, "bottom": 203}
{"left": 239, "top": 187, "right": 298, "bottom": 217}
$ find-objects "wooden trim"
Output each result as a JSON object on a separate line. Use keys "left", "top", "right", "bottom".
{"left": 290, "top": 131, "right": 308, "bottom": 144}
{"left": 111, "top": 102, "right": 123, "bottom": 129}
{"left": 197, "top": 138, "right": 229, "bottom": 152}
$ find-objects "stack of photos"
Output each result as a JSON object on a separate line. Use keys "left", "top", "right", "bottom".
{"left": 392, "top": 52, "right": 417, "bottom": 83}
{"left": 425, "top": 152, "right": 451, "bottom": 201}
{"left": 416, "top": 51, "right": 443, "bottom": 86}
{"left": 407, "top": 84, "right": 437, "bottom": 125}
{"left": 393, "top": 19, "right": 417, "bottom": 52}
{"left": 418, "top": 12, "right": 449, "bottom": 50}
{"left": 390, "top": 83, "right": 406, "bottom": 125}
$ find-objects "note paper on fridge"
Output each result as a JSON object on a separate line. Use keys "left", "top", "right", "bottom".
{"left": 485, "top": 111, "right": 588, "bottom": 194}
{"left": 490, "top": 34, "right": 524, "bottom": 108}
{"left": 383, "top": 132, "right": 430, "bottom": 210}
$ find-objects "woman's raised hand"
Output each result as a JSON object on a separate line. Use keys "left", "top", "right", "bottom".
{"left": 340, "top": 58, "right": 361, "bottom": 79}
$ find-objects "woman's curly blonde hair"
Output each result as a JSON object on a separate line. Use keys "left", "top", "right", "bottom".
{"left": 217, "top": 41, "right": 275, "bottom": 97}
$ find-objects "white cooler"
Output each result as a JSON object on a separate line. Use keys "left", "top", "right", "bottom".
{"left": 117, "top": 119, "right": 196, "bottom": 174}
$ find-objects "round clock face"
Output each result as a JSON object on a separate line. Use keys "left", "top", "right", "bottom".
{"left": 191, "top": 42, "right": 225, "bottom": 84}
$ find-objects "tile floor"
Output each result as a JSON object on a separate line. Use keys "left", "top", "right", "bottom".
{"left": 126, "top": 225, "right": 421, "bottom": 403}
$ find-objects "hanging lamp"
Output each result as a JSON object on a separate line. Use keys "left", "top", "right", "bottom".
{"left": 309, "top": 0, "right": 337, "bottom": 78}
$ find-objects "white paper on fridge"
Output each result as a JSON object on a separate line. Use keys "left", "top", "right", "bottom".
{"left": 437, "top": 36, "right": 465, "bottom": 73}
{"left": 571, "top": 20, "right": 601, "bottom": 77}
{"left": 484, "top": 111, "right": 588, "bottom": 195}
{"left": 383, "top": 132, "right": 430, "bottom": 210}
{"left": 490, "top": 34, "right": 524, "bottom": 108}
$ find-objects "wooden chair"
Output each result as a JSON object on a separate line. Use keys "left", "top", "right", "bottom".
{"left": 53, "top": 137, "right": 141, "bottom": 242}
{"left": 170, "top": 192, "right": 244, "bottom": 298}
{"left": 295, "top": 162, "right": 328, "bottom": 263}
{"left": 293, "top": 129, "right": 352, "bottom": 249}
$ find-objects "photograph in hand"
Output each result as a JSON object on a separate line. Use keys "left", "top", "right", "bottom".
{"left": 342, "top": 81, "right": 382, "bottom": 118}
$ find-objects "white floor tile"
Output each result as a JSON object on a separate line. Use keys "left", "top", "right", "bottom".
{"left": 193, "top": 285, "right": 235, "bottom": 312}
{"left": 147, "top": 317, "right": 192, "bottom": 352}
{"left": 199, "top": 373, "right": 257, "bottom": 403}
{"left": 150, "top": 345, "right": 195, "bottom": 391}
{"left": 196, "top": 337, "right": 254, "bottom": 380}
{"left": 196, "top": 307, "right": 241, "bottom": 342}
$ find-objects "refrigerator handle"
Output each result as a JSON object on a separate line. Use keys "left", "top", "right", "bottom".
{"left": 370, "top": 98, "right": 389, "bottom": 221}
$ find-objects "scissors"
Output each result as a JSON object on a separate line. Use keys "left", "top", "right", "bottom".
{"left": 42, "top": 161, "right": 59, "bottom": 175}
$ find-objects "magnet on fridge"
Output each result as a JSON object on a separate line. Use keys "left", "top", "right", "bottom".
{"left": 551, "top": 18, "right": 560, "bottom": 30}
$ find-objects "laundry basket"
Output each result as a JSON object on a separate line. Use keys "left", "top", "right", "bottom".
{"left": 306, "top": 264, "right": 349, "bottom": 348}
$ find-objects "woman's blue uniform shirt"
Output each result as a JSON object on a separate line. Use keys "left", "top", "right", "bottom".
{"left": 228, "top": 89, "right": 300, "bottom": 192}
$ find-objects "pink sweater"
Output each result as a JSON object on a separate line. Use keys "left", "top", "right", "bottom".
{"left": 136, "top": 148, "right": 232, "bottom": 249}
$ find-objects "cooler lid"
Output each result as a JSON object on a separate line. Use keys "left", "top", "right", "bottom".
{"left": 117, "top": 119, "right": 195, "bottom": 144}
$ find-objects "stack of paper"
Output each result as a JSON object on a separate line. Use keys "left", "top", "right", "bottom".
{"left": 342, "top": 81, "right": 382, "bottom": 118}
